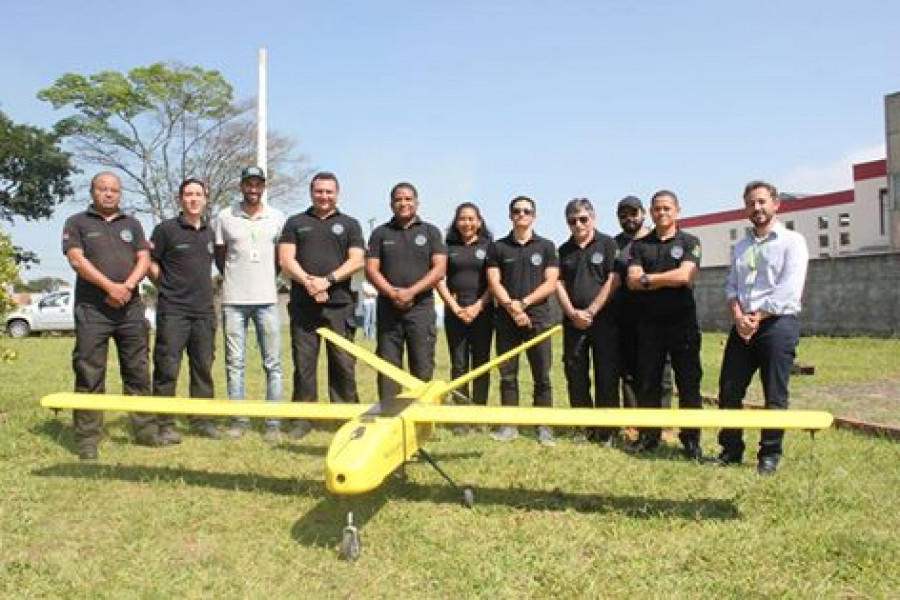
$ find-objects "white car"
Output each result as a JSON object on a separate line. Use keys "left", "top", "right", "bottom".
{"left": 5, "top": 291, "right": 155, "bottom": 338}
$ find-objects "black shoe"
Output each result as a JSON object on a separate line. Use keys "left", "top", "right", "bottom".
{"left": 625, "top": 438, "right": 659, "bottom": 455}
{"left": 158, "top": 426, "right": 182, "bottom": 445}
{"left": 682, "top": 441, "right": 703, "bottom": 461}
{"left": 757, "top": 455, "right": 780, "bottom": 476}
{"left": 77, "top": 447, "right": 98, "bottom": 460}
{"left": 716, "top": 451, "right": 743, "bottom": 466}
{"left": 192, "top": 423, "right": 221, "bottom": 439}
{"left": 134, "top": 433, "right": 167, "bottom": 447}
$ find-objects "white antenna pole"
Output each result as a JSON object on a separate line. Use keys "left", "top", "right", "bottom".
{"left": 257, "top": 47, "right": 268, "bottom": 204}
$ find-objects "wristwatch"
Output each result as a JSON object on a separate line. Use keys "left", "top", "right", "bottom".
{"left": 521, "top": 298, "right": 530, "bottom": 310}
{"left": 640, "top": 273, "right": 650, "bottom": 289}
{"left": 326, "top": 273, "right": 337, "bottom": 285}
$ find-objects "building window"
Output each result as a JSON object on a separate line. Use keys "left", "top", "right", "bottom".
{"left": 839, "top": 213, "right": 850, "bottom": 227}
{"left": 819, "top": 234, "right": 829, "bottom": 248}
{"left": 840, "top": 232, "right": 851, "bottom": 246}
{"left": 880, "top": 188, "right": 888, "bottom": 236}
{"left": 729, "top": 228, "right": 737, "bottom": 241}
{"left": 785, "top": 220, "right": 795, "bottom": 230}
{"left": 818, "top": 216, "right": 829, "bottom": 230}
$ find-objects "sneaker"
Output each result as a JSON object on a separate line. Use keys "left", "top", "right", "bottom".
{"left": 287, "top": 420, "right": 313, "bottom": 441}
{"left": 537, "top": 425, "right": 556, "bottom": 447}
{"left": 682, "top": 441, "right": 703, "bottom": 461}
{"left": 572, "top": 429, "right": 590, "bottom": 444}
{"left": 716, "top": 451, "right": 743, "bottom": 466}
{"left": 625, "top": 438, "right": 659, "bottom": 455}
{"left": 158, "top": 426, "right": 182, "bottom": 445}
{"left": 263, "top": 426, "right": 281, "bottom": 445}
{"left": 595, "top": 434, "right": 616, "bottom": 449}
{"left": 490, "top": 425, "right": 519, "bottom": 442}
{"left": 226, "top": 424, "right": 246, "bottom": 440}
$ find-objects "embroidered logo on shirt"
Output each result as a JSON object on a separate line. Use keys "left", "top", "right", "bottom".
{"left": 531, "top": 253, "right": 543, "bottom": 266}
{"left": 415, "top": 234, "right": 427, "bottom": 246}
{"left": 120, "top": 229, "right": 134, "bottom": 243}
{"left": 475, "top": 248, "right": 486, "bottom": 260}
{"left": 670, "top": 245, "right": 683, "bottom": 260}
{"left": 591, "top": 252, "right": 604, "bottom": 265}
{"left": 332, "top": 223, "right": 345, "bottom": 236}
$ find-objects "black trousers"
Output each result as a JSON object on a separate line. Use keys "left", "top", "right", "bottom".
{"left": 152, "top": 312, "right": 216, "bottom": 427}
{"left": 620, "top": 314, "right": 673, "bottom": 409}
{"left": 289, "top": 302, "right": 358, "bottom": 403}
{"left": 72, "top": 302, "right": 152, "bottom": 450}
{"left": 635, "top": 313, "right": 703, "bottom": 445}
{"left": 718, "top": 315, "right": 800, "bottom": 459}
{"left": 495, "top": 312, "right": 552, "bottom": 407}
{"left": 444, "top": 305, "right": 494, "bottom": 405}
{"left": 376, "top": 300, "right": 436, "bottom": 402}
{"left": 563, "top": 316, "right": 620, "bottom": 437}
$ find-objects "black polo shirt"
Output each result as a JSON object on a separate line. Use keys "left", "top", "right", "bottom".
{"left": 446, "top": 238, "right": 491, "bottom": 306}
{"left": 487, "top": 231, "right": 558, "bottom": 318}
{"left": 62, "top": 206, "right": 149, "bottom": 306}
{"left": 628, "top": 228, "right": 701, "bottom": 320}
{"left": 150, "top": 214, "right": 215, "bottom": 317}
{"left": 558, "top": 230, "right": 619, "bottom": 311}
{"left": 279, "top": 208, "right": 365, "bottom": 306}
{"left": 367, "top": 216, "right": 447, "bottom": 304}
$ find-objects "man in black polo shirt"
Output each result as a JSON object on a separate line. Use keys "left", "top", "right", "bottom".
{"left": 149, "top": 178, "right": 219, "bottom": 441}
{"left": 626, "top": 190, "right": 704, "bottom": 460}
{"left": 365, "top": 182, "right": 447, "bottom": 403}
{"left": 487, "top": 196, "right": 559, "bottom": 446}
{"left": 279, "top": 172, "right": 365, "bottom": 438}
{"left": 62, "top": 171, "right": 157, "bottom": 459}
{"left": 556, "top": 198, "right": 620, "bottom": 445}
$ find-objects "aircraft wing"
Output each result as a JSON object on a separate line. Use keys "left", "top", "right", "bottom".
{"left": 402, "top": 405, "right": 834, "bottom": 430}
{"left": 317, "top": 328, "right": 425, "bottom": 392}
{"left": 41, "top": 393, "right": 372, "bottom": 421}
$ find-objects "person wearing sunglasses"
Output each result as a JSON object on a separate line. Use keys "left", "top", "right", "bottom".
{"left": 555, "top": 198, "right": 621, "bottom": 446}
{"left": 486, "top": 196, "right": 560, "bottom": 446}
{"left": 626, "top": 190, "right": 704, "bottom": 460}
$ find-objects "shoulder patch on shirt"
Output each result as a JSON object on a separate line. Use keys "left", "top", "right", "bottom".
{"left": 691, "top": 245, "right": 702, "bottom": 259}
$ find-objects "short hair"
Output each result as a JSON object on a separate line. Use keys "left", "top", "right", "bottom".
{"left": 310, "top": 171, "right": 340, "bottom": 192}
{"left": 445, "top": 202, "right": 493, "bottom": 244}
{"left": 564, "top": 198, "right": 594, "bottom": 220}
{"left": 508, "top": 195, "right": 536, "bottom": 213}
{"left": 743, "top": 180, "right": 778, "bottom": 201}
{"left": 179, "top": 177, "right": 207, "bottom": 197}
{"left": 390, "top": 182, "right": 418, "bottom": 201}
{"left": 650, "top": 189, "right": 679, "bottom": 207}
{"left": 90, "top": 171, "right": 121, "bottom": 191}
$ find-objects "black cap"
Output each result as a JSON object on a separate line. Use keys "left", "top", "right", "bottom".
{"left": 617, "top": 195, "right": 643, "bottom": 212}
{"left": 240, "top": 166, "right": 266, "bottom": 181}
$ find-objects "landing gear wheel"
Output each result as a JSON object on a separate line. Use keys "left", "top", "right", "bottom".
{"left": 338, "top": 512, "right": 361, "bottom": 561}
{"left": 462, "top": 487, "right": 475, "bottom": 508}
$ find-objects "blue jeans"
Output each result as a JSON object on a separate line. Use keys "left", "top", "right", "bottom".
{"left": 222, "top": 304, "right": 283, "bottom": 427}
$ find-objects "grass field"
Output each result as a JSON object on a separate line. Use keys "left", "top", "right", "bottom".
{"left": 1, "top": 331, "right": 899, "bottom": 598}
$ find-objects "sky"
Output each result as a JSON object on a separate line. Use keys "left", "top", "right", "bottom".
{"left": 2, "top": 0, "right": 897, "bottom": 281}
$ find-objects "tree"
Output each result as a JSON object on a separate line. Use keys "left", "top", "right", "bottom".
{"left": 0, "top": 228, "right": 20, "bottom": 316}
{"left": 0, "top": 110, "right": 75, "bottom": 222}
{"left": 16, "top": 276, "right": 68, "bottom": 294}
{"left": 38, "top": 62, "right": 308, "bottom": 222}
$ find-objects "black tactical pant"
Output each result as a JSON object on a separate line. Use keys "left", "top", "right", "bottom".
{"left": 152, "top": 312, "right": 216, "bottom": 428}
{"left": 444, "top": 305, "right": 494, "bottom": 405}
{"left": 72, "top": 302, "right": 152, "bottom": 451}
{"left": 495, "top": 311, "right": 553, "bottom": 407}
{"left": 376, "top": 300, "right": 436, "bottom": 403}
{"left": 635, "top": 313, "right": 703, "bottom": 446}
{"left": 289, "top": 302, "right": 358, "bottom": 403}
{"left": 563, "top": 315, "right": 620, "bottom": 438}
{"left": 620, "top": 311, "right": 673, "bottom": 409}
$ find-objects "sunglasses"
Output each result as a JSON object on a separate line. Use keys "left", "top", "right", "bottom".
{"left": 511, "top": 207, "right": 534, "bottom": 216}
{"left": 567, "top": 215, "right": 590, "bottom": 226}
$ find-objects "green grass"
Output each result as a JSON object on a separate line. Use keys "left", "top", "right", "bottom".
{"left": 1, "top": 332, "right": 899, "bottom": 598}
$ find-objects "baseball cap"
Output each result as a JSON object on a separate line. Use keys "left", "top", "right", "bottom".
{"left": 240, "top": 166, "right": 266, "bottom": 181}
{"left": 617, "top": 195, "right": 643, "bottom": 212}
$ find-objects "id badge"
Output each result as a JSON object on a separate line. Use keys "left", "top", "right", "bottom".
{"left": 250, "top": 249, "right": 261, "bottom": 263}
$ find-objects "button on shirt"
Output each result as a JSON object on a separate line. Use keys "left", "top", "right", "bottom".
{"left": 487, "top": 232, "right": 559, "bottom": 319}
{"left": 559, "top": 230, "right": 619, "bottom": 311}
{"left": 214, "top": 203, "right": 285, "bottom": 305}
{"left": 62, "top": 206, "right": 150, "bottom": 306}
{"left": 629, "top": 228, "right": 701, "bottom": 320}
{"left": 446, "top": 239, "right": 491, "bottom": 307}
{"left": 367, "top": 216, "right": 447, "bottom": 304}
{"left": 726, "top": 222, "right": 808, "bottom": 316}
{"left": 150, "top": 214, "right": 215, "bottom": 317}
{"left": 279, "top": 208, "right": 365, "bottom": 307}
